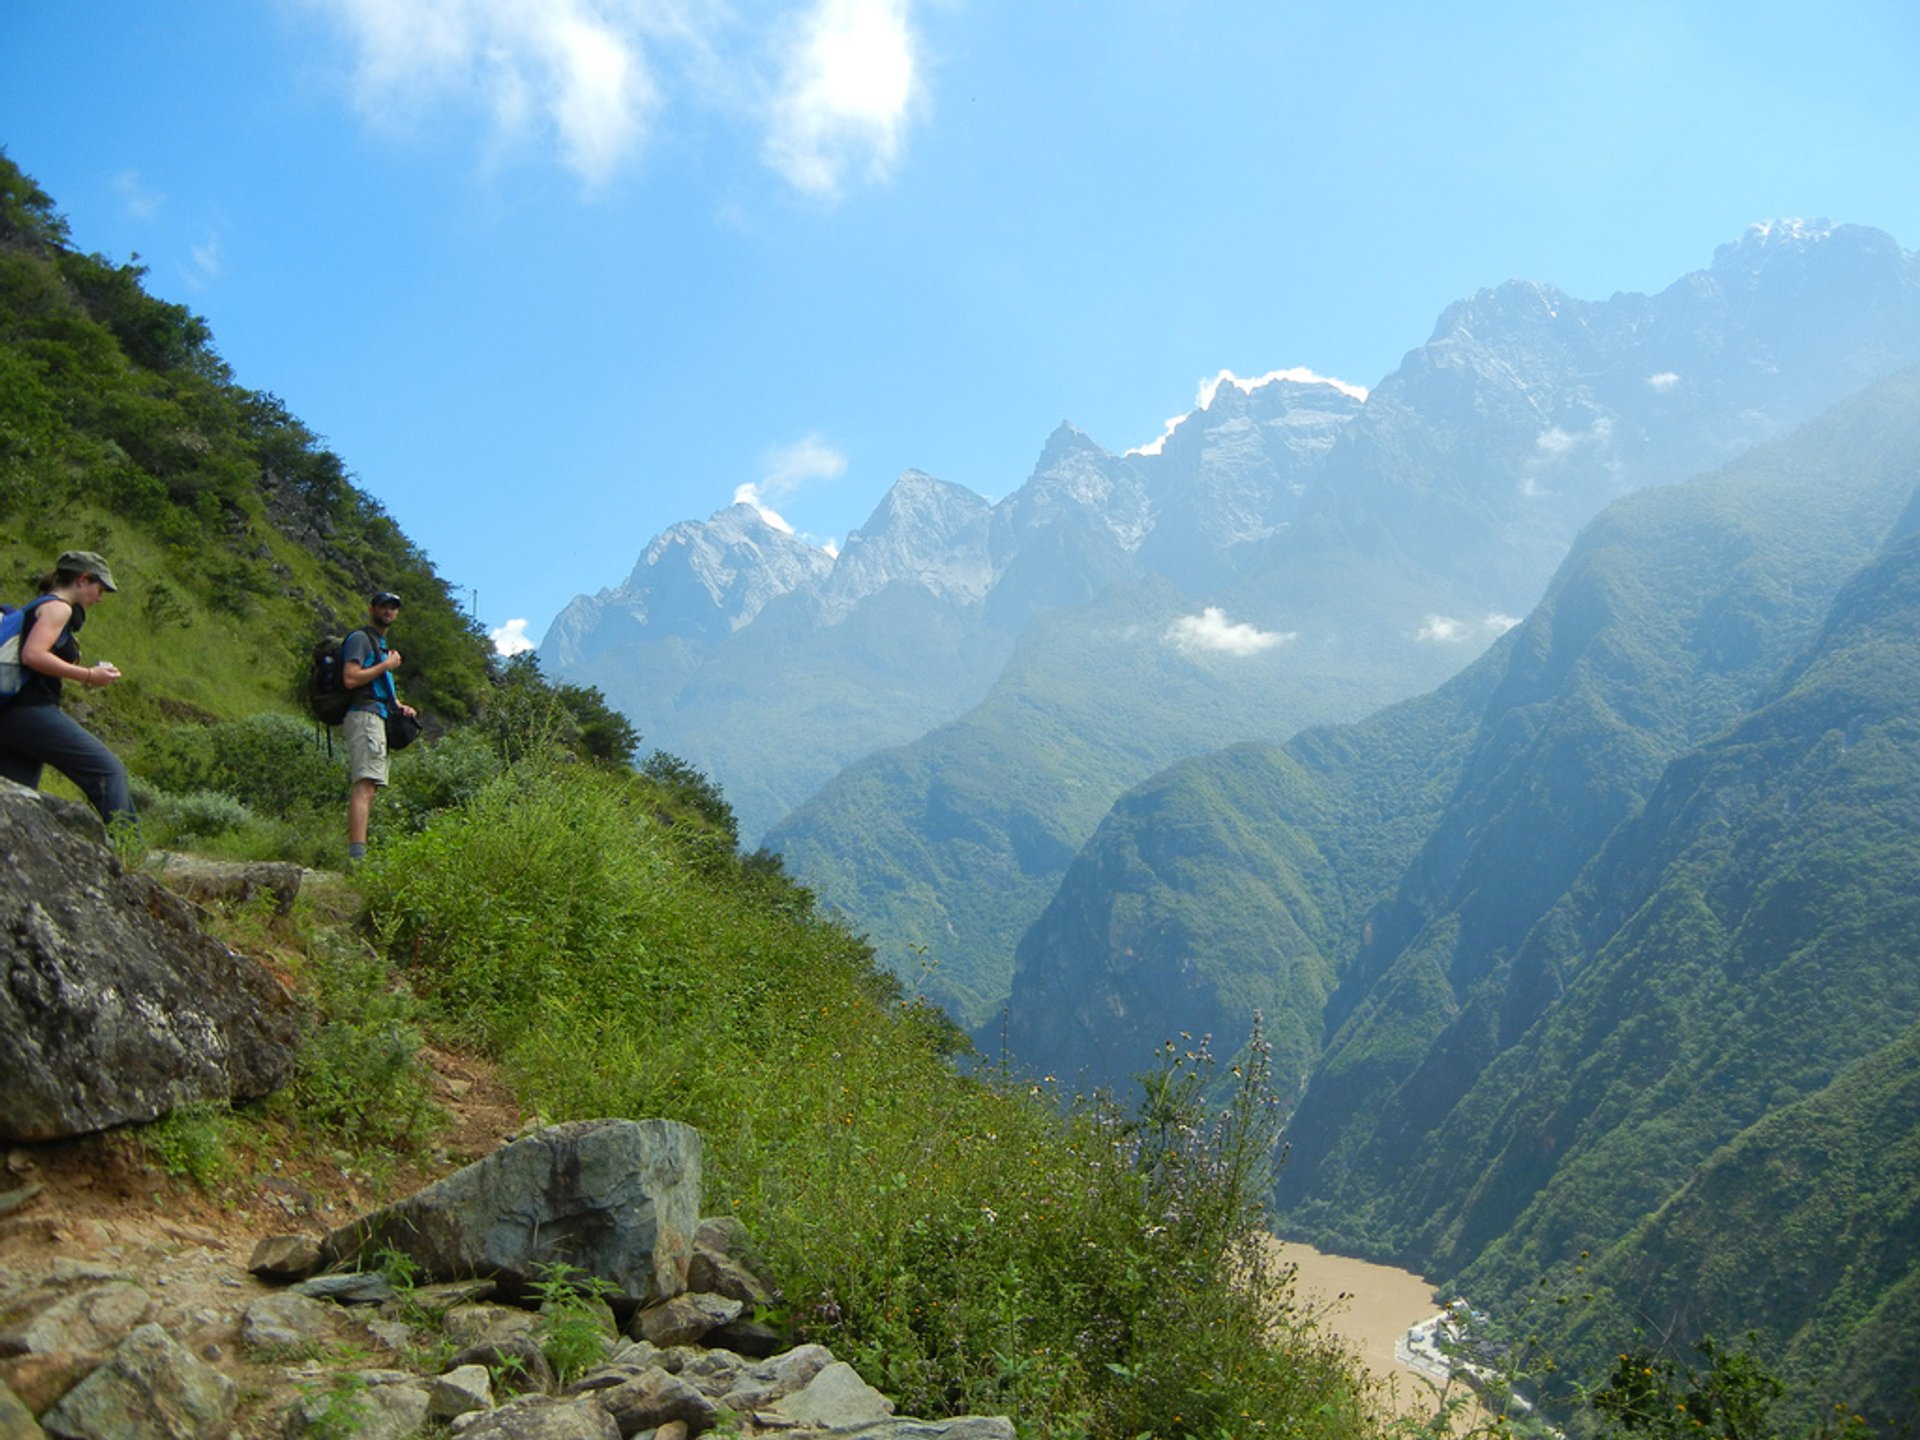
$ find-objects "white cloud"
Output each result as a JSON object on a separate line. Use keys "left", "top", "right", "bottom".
{"left": 732, "top": 482, "right": 797, "bottom": 532}
{"left": 1647, "top": 371, "right": 1681, "bottom": 390}
{"left": 1165, "top": 607, "right": 1294, "bottom": 658}
{"left": 760, "top": 434, "right": 848, "bottom": 496}
{"left": 763, "top": 0, "right": 918, "bottom": 196}
{"left": 1535, "top": 426, "right": 1577, "bottom": 456}
{"left": 306, "top": 0, "right": 926, "bottom": 197}
{"left": 1129, "top": 367, "right": 1368, "bottom": 456}
{"left": 491, "top": 617, "right": 537, "bottom": 654}
{"left": 189, "top": 231, "right": 224, "bottom": 281}
{"left": 114, "top": 170, "right": 163, "bottom": 221}
{"left": 1418, "top": 612, "right": 1519, "bottom": 643}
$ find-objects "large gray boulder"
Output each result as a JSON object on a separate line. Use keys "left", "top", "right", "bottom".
{"left": 0, "top": 784, "right": 301, "bottom": 1142}
{"left": 321, "top": 1120, "right": 702, "bottom": 1307}
{"left": 39, "top": 1322, "right": 237, "bottom": 1440}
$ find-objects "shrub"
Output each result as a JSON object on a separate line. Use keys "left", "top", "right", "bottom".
{"left": 135, "top": 711, "right": 344, "bottom": 817}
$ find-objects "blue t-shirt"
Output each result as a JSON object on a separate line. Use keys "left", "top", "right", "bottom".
{"left": 342, "top": 628, "right": 397, "bottom": 718}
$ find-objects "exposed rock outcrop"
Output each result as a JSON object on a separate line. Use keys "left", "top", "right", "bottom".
{"left": 0, "top": 782, "right": 302, "bottom": 1143}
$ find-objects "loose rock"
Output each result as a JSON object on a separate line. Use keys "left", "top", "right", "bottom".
{"left": 39, "top": 1322, "right": 237, "bottom": 1440}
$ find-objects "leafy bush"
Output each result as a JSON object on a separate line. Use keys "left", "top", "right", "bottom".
{"left": 144, "top": 787, "right": 256, "bottom": 840}
{"left": 135, "top": 711, "right": 344, "bottom": 816}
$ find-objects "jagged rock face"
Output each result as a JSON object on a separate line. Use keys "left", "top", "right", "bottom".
{"left": 820, "top": 471, "right": 994, "bottom": 620}
{"left": 319, "top": 1119, "right": 703, "bottom": 1308}
{"left": 0, "top": 783, "right": 301, "bottom": 1143}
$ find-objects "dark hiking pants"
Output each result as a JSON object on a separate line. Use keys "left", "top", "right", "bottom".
{"left": 0, "top": 702, "right": 136, "bottom": 828}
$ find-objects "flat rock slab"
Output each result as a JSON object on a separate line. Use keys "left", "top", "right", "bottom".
{"left": 0, "top": 784, "right": 301, "bottom": 1142}
{"left": 321, "top": 1119, "right": 701, "bottom": 1306}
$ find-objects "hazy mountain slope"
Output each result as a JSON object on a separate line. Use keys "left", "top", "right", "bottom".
{"left": 767, "top": 556, "right": 1479, "bottom": 1025}
{"left": 1007, "top": 364, "right": 1920, "bottom": 1120}
{"left": 770, "top": 227, "right": 1920, "bottom": 1023}
{"left": 550, "top": 385, "right": 1365, "bottom": 842}
{"left": 1000, "top": 648, "right": 1506, "bottom": 1102}
{"left": 1386, "top": 494, "right": 1920, "bottom": 1424}
{"left": 1277, "top": 364, "right": 1920, "bottom": 1244}
{"left": 1569, "top": 1019, "right": 1920, "bottom": 1425}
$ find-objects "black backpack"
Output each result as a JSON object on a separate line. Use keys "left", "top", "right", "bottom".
{"left": 305, "top": 629, "right": 362, "bottom": 726}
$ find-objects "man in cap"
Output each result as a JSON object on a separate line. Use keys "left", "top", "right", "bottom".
{"left": 342, "top": 589, "right": 417, "bottom": 862}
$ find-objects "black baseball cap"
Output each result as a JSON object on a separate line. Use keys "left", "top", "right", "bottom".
{"left": 370, "top": 590, "right": 402, "bottom": 607}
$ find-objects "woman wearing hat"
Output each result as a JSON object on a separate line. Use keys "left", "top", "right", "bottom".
{"left": 0, "top": 549, "right": 136, "bottom": 826}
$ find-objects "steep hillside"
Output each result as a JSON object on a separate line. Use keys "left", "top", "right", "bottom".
{"left": 1005, "top": 366, "right": 1920, "bottom": 1113}
{"left": 0, "top": 153, "right": 493, "bottom": 748}
{"left": 761, "top": 224, "right": 1920, "bottom": 1024}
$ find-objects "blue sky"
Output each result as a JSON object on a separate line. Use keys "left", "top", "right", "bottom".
{"left": 5, "top": 1, "right": 1918, "bottom": 650}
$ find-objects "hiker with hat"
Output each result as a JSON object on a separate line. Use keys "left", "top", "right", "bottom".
{"left": 0, "top": 549, "right": 136, "bottom": 826}
{"left": 342, "top": 588, "right": 417, "bottom": 862}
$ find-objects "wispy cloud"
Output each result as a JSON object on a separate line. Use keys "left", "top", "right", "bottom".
{"left": 1647, "top": 371, "right": 1681, "bottom": 390}
{"left": 1417, "top": 613, "right": 1519, "bottom": 643}
{"left": 306, "top": 0, "right": 924, "bottom": 195}
{"left": 114, "top": 170, "right": 164, "bottom": 221}
{"left": 763, "top": 0, "right": 919, "bottom": 196}
{"left": 188, "top": 230, "right": 224, "bottom": 284}
{"left": 1130, "top": 366, "right": 1367, "bottom": 456}
{"left": 491, "top": 617, "right": 537, "bottom": 655}
{"left": 730, "top": 435, "right": 849, "bottom": 535}
{"left": 1165, "top": 607, "right": 1295, "bottom": 658}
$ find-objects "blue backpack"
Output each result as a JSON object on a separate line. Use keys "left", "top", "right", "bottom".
{"left": 0, "top": 603, "right": 27, "bottom": 703}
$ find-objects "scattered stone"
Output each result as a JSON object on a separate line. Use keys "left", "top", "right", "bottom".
{"left": 0, "top": 784, "right": 302, "bottom": 1143}
{"left": 0, "top": 1185, "right": 42, "bottom": 1218}
{"left": 629, "top": 1294, "right": 741, "bottom": 1348}
{"left": 686, "top": 1218, "right": 778, "bottom": 1307}
{"left": 571, "top": 1366, "right": 715, "bottom": 1437}
{"left": 0, "top": 1379, "right": 37, "bottom": 1440}
{"left": 40, "top": 1322, "right": 236, "bottom": 1440}
{"left": 0, "top": 1283, "right": 151, "bottom": 1357}
{"left": 448, "top": 1336, "right": 554, "bottom": 1397}
{"left": 292, "top": 1273, "right": 397, "bottom": 1305}
{"left": 0, "top": 1351, "right": 100, "bottom": 1413}
{"left": 429, "top": 1364, "right": 493, "bottom": 1421}
{"left": 705, "top": 1318, "right": 785, "bottom": 1359}
{"left": 242, "top": 1293, "right": 338, "bottom": 1352}
{"left": 248, "top": 1234, "right": 324, "bottom": 1281}
{"left": 449, "top": 1393, "right": 619, "bottom": 1439}
{"left": 768, "top": 1361, "right": 894, "bottom": 1431}
{"left": 320, "top": 1120, "right": 702, "bottom": 1307}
